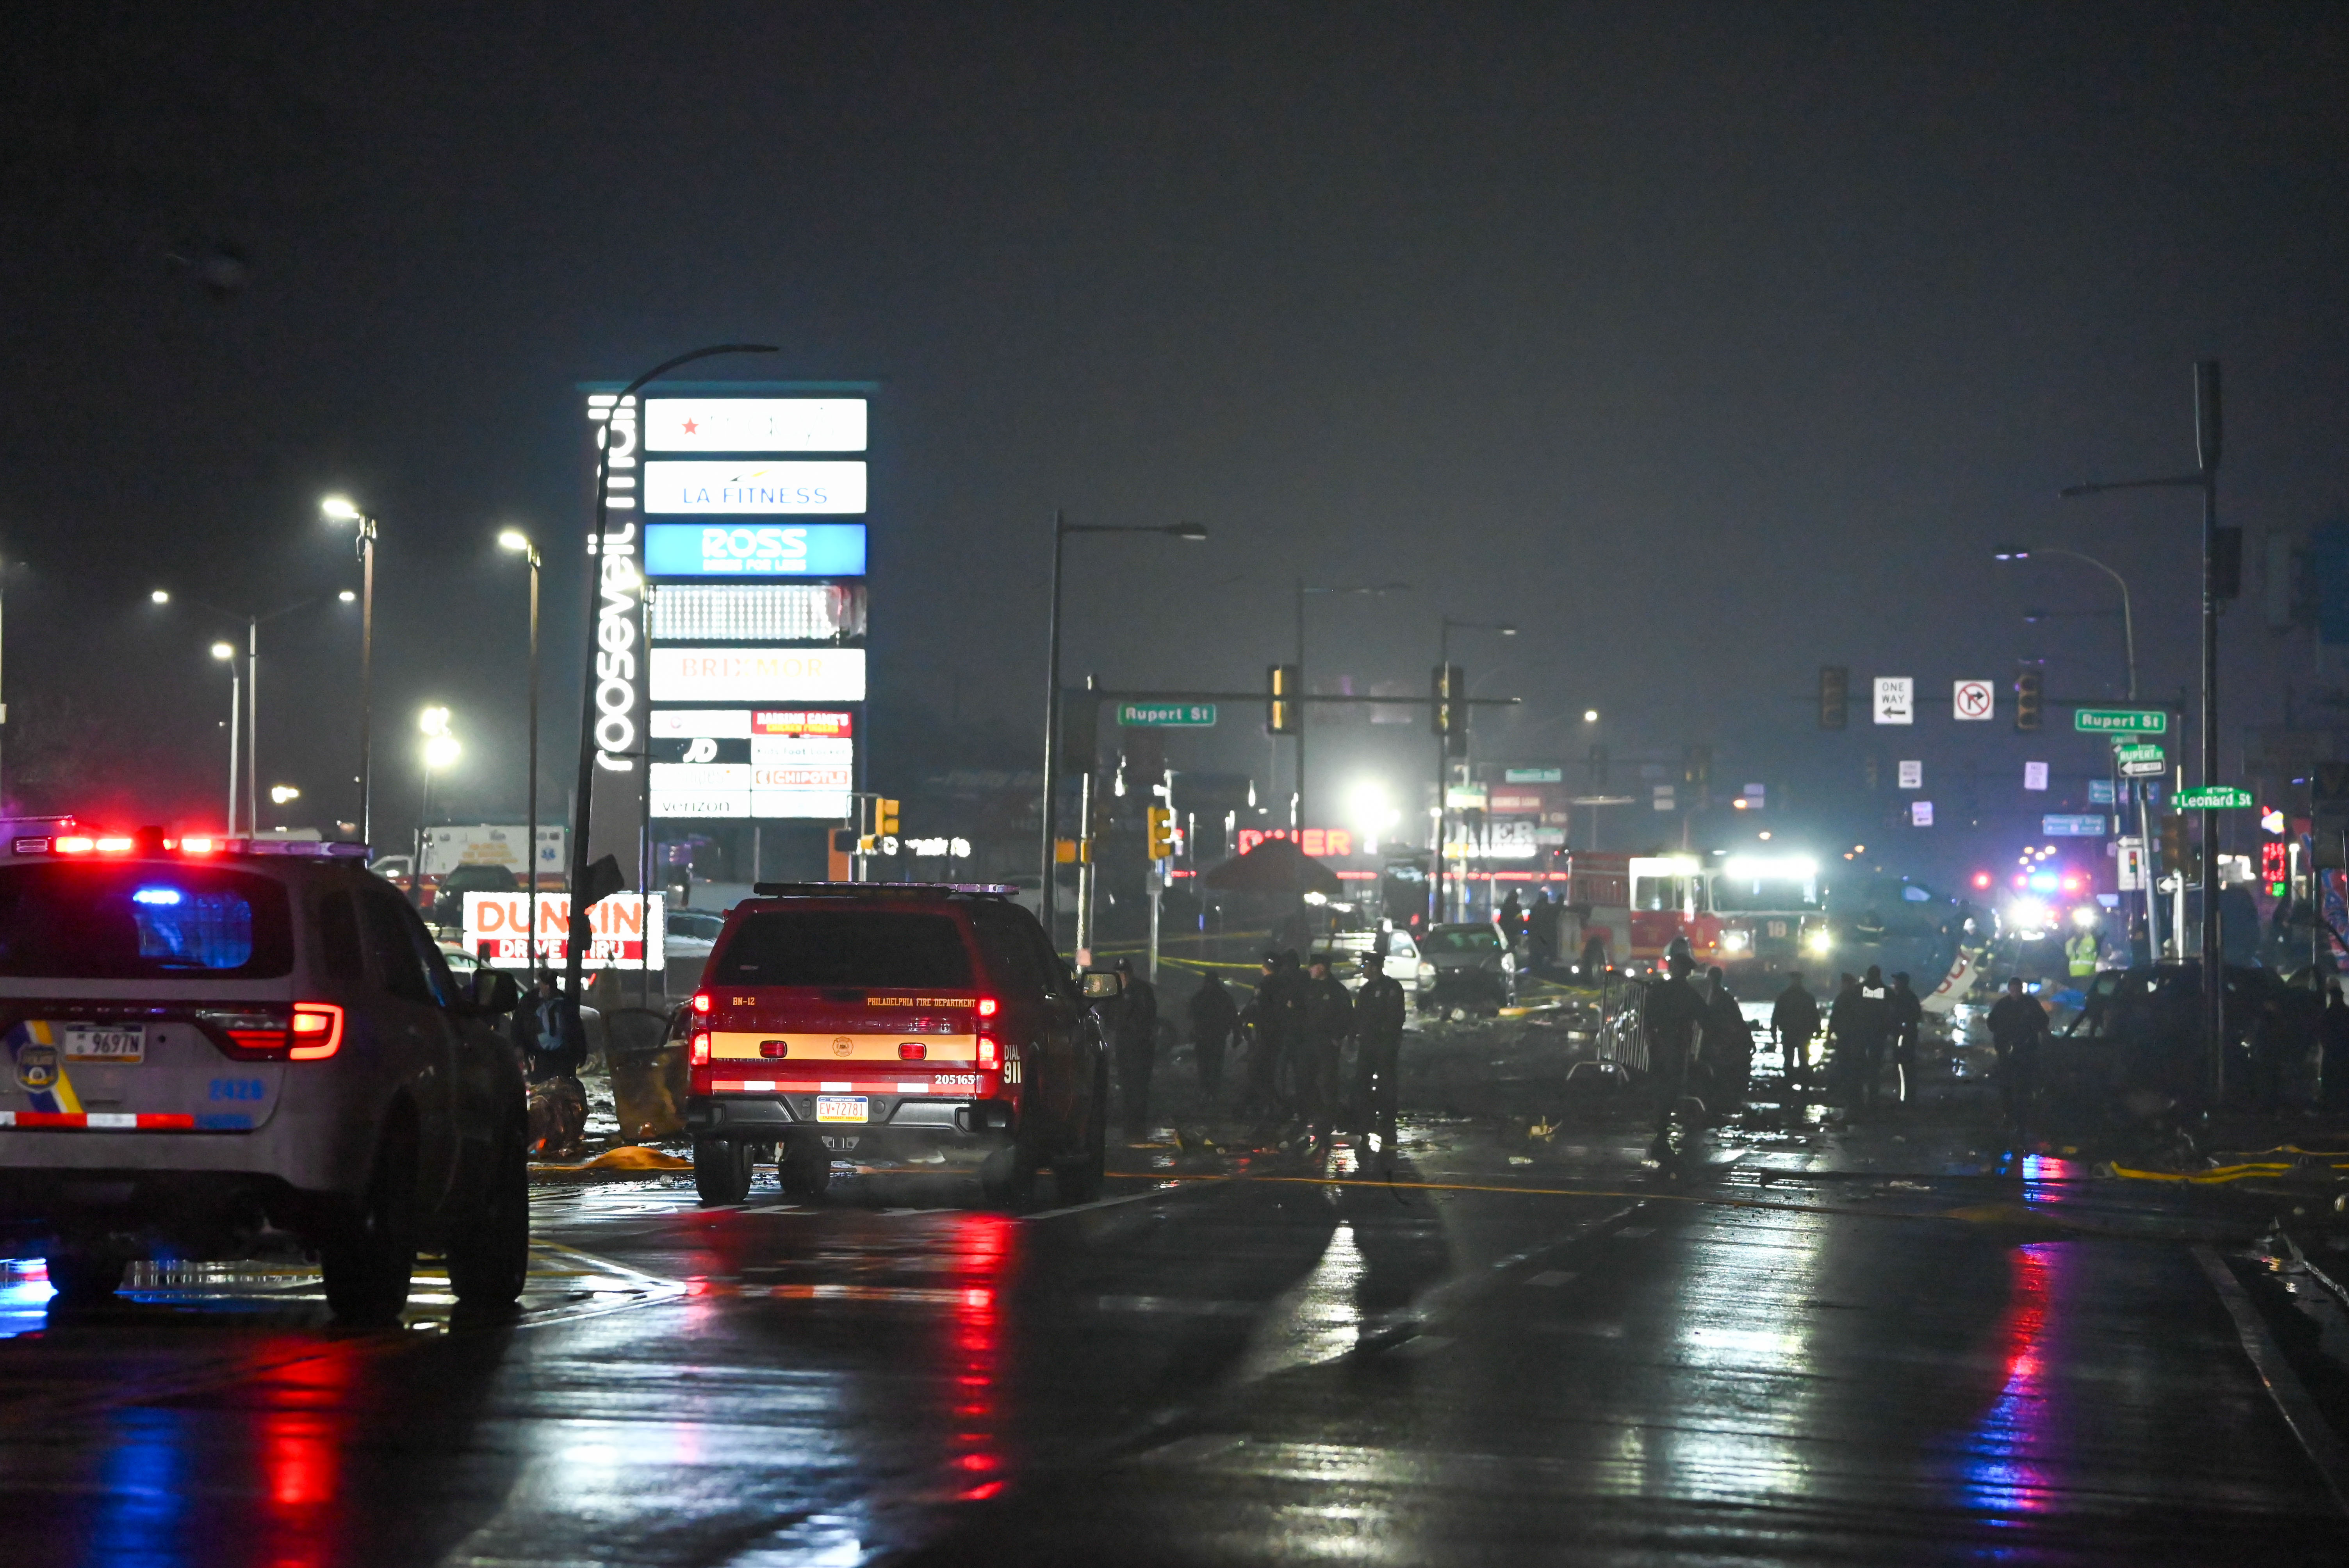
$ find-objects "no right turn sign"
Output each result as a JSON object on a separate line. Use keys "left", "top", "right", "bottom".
{"left": 1953, "top": 679, "right": 1994, "bottom": 721}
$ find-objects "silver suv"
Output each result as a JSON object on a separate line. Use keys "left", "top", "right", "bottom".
{"left": 0, "top": 830, "right": 530, "bottom": 1321}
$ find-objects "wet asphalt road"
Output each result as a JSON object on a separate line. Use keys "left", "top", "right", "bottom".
{"left": 0, "top": 1023, "right": 2344, "bottom": 1566}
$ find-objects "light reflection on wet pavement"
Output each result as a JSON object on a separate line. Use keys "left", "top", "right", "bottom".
{"left": 0, "top": 1027, "right": 2340, "bottom": 1565}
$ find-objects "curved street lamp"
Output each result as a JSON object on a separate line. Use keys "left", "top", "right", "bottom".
{"left": 321, "top": 495, "right": 380, "bottom": 848}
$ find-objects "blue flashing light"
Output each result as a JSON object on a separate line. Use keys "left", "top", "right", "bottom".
{"left": 131, "top": 886, "right": 185, "bottom": 907}
{"left": 2028, "top": 871, "right": 2059, "bottom": 893}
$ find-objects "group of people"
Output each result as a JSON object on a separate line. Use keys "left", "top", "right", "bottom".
{"left": 1637, "top": 952, "right": 1760, "bottom": 1164}
{"left": 1764, "top": 965, "right": 1925, "bottom": 1109}
{"left": 1103, "top": 946, "right": 1411, "bottom": 1151}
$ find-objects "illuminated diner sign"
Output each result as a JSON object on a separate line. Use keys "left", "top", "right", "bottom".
{"left": 643, "top": 522, "right": 866, "bottom": 578}
{"left": 1236, "top": 827, "right": 1355, "bottom": 857}
{"left": 642, "top": 460, "right": 865, "bottom": 515}
{"left": 648, "top": 647, "right": 866, "bottom": 703}
{"left": 643, "top": 398, "right": 866, "bottom": 453}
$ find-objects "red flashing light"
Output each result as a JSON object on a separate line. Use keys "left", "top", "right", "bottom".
{"left": 977, "top": 1036, "right": 1000, "bottom": 1068}
{"left": 690, "top": 1031, "right": 711, "bottom": 1066}
{"left": 289, "top": 1002, "right": 344, "bottom": 1060}
{"left": 180, "top": 836, "right": 219, "bottom": 855}
{"left": 691, "top": 991, "right": 712, "bottom": 1015}
{"left": 94, "top": 836, "right": 135, "bottom": 854}
{"left": 976, "top": 998, "right": 998, "bottom": 1018}
{"left": 2061, "top": 876, "right": 2081, "bottom": 893}
{"left": 54, "top": 836, "right": 95, "bottom": 855}
{"left": 2011, "top": 873, "right": 2026, "bottom": 889}
{"left": 899, "top": 1042, "right": 928, "bottom": 1060}
{"left": 1972, "top": 871, "right": 1993, "bottom": 890}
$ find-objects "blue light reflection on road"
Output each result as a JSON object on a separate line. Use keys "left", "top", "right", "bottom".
{"left": 1962, "top": 1242, "right": 2066, "bottom": 1523}
{"left": 0, "top": 1260, "right": 55, "bottom": 1337}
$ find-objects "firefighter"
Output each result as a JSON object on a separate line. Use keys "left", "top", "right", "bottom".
{"left": 1186, "top": 971, "right": 1240, "bottom": 1107}
{"left": 1113, "top": 958, "right": 1158, "bottom": 1137}
{"left": 1645, "top": 952, "right": 1707, "bottom": 1169}
{"left": 1352, "top": 950, "right": 1408, "bottom": 1148}
{"left": 2065, "top": 924, "right": 2099, "bottom": 982}
{"left": 1298, "top": 955, "right": 1354, "bottom": 1146}
{"left": 1987, "top": 976, "right": 2050, "bottom": 1144}
{"left": 1770, "top": 972, "right": 1820, "bottom": 1092}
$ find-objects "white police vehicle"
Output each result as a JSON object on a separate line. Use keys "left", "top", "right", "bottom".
{"left": 0, "top": 827, "right": 529, "bottom": 1320}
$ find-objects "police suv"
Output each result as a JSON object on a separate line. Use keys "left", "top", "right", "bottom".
{"left": 0, "top": 828, "right": 530, "bottom": 1320}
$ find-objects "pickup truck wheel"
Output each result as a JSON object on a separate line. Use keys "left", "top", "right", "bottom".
{"left": 323, "top": 1130, "right": 418, "bottom": 1326}
{"left": 979, "top": 1117, "right": 1042, "bottom": 1211}
{"left": 778, "top": 1136, "right": 831, "bottom": 1199}
{"left": 447, "top": 1124, "right": 530, "bottom": 1310}
{"left": 1052, "top": 1059, "right": 1108, "bottom": 1205}
{"left": 43, "top": 1239, "right": 130, "bottom": 1307}
{"left": 694, "top": 1137, "right": 756, "bottom": 1206}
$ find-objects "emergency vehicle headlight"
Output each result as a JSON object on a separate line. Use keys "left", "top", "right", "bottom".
{"left": 2070, "top": 907, "right": 2099, "bottom": 929}
{"left": 1720, "top": 930, "right": 1750, "bottom": 952}
{"left": 1804, "top": 929, "right": 1833, "bottom": 954}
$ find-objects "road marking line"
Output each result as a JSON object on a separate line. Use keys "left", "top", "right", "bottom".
{"left": 1025, "top": 1184, "right": 1186, "bottom": 1222}
{"left": 2194, "top": 1244, "right": 2349, "bottom": 1516}
{"left": 1387, "top": 1334, "right": 1454, "bottom": 1358}
{"left": 1615, "top": 1226, "right": 1654, "bottom": 1238}
{"left": 1532, "top": 1320, "right": 1624, "bottom": 1338}
{"left": 1525, "top": 1270, "right": 1577, "bottom": 1288}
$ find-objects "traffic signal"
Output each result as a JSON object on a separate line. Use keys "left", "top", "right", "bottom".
{"left": 874, "top": 798, "right": 900, "bottom": 836}
{"left": 2158, "top": 814, "right": 2200, "bottom": 879}
{"left": 1431, "top": 663, "right": 1467, "bottom": 755}
{"left": 1818, "top": 666, "right": 1848, "bottom": 730}
{"left": 2015, "top": 666, "right": 2043, "bottom": 731}
{"left": 1146, "top": 806, "right": 1174, "bottom": 862}
{"left": 1267, "top": 663, "right": 1301, "bottom": 735}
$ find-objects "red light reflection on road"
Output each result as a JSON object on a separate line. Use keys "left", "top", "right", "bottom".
{"left": 943, "top": 1213, "right": 1015, "bottom": 1502}
{"left": 255, "top": 1337, "right": 358, "bottom": 1566}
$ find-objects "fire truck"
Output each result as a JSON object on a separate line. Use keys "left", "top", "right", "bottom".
{"left": 1558, "top": 852, "right": 1828, "bottom": 981}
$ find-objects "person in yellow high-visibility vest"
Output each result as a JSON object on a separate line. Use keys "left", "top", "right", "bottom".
{"left": 2065, "top": 927, "right": 2100, "bottom": 980}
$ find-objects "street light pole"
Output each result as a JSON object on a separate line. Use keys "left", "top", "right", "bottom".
{"left": 1996, "top": 545, "right": 2157, "bottom": 953}
{"left": 211, "top": 643, "right": 239, "bottom": 833}
{"left": 565, "top": 344, "right": 777, "bottom": 1008}
{"left": 500, "top": 531, "right": 543, "bottom": 974}
{"left": 1036, "top": 514, "right": 1208, "bottom": 953}
{"left": 321, "top": 499, "right": 379, "bottom": 848}
{"left": 2058, "top": 358, "right": 2226, "bottom": 1098}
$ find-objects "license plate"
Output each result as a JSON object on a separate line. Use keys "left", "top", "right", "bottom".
{"left": 60, "top": 1025, "right": 144, "bottom": 1064}
{"left": 814, "top": 1095, "right": 868, "bottom": 1123}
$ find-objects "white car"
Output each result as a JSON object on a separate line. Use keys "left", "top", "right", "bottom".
{"left": 0, "top": 830, "right": 530, "bottom": 1320}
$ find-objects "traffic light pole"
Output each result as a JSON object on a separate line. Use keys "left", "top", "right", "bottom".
{"left": 2059, "top": 360, "right": 2227, "bottom": 1100}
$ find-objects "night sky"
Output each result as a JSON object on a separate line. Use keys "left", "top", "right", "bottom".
{"left": 4, "top": 2, "right": 2345, "bottom": 880}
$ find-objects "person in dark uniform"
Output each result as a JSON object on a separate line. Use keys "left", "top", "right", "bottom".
{"left": 1825, "top": 973, "right": 1862, "bottom": 1102}
{"left": 1987, "top": 976, "right": 2049, "bottom": 1144}
{"left": 1186, "top": 971, "right": 1240, "bottom": 1107}
{"left": 1645, "top": 953, "right": 1707, "bottom": 1168}
{"left": 1700, "top": 964, "right": 1752, "bottom": 1108}
{"left": 513, "top": 972, "right": 590, "bottom": 1158}
{"left": 1298, "top": 955, "right": 1354, "bottom": 1146}
{"left": 1770, "top": 972, "right": 1820, "bottom": 1093}
{"left": 1241, "top": 951, "right": 1305, "bottom": 1118}
{"left": 1112, "top": 958, "right": 1158, "bottom": 1136}
{"left": 2321, "top": 980, "right": 2349, "bottom": 1115}
{"left": 1351, "top": 950, "right": 1408, "bottom": 1147}
{"left": 1888, "top": 971, "right": 1924, "bottom": 1104}
{"left": 1847, "top": 965, "right": 1893, "bottom": 1111}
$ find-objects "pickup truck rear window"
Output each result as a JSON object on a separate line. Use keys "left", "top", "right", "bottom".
{"left": 713, "top": 910, "right": 973, "bottom": 990}
{"left": 0, "top": 862, "right": 294, "bottom": 979}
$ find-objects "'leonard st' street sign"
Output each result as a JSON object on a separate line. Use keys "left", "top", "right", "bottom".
{"left": 2173, "top": 785, "right": 2252, "bottom": 810}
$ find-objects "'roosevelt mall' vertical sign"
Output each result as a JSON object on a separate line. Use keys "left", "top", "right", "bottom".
{"left": 583, "top": 383, "right": 874, "bottom": 886}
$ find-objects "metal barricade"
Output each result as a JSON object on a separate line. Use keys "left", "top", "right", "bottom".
{"left": 1593, "top": 974, "right": 1652, "bottom": 1077}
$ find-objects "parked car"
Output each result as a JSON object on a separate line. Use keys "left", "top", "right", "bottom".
{"left": 1305, "top": 928, "right": 1432, "bottom": 1001}
{"left": 1419, "top": 923, "right": 1517, "bottom": 1014}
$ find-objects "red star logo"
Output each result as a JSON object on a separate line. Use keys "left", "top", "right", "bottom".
{"left": 680, "top": 418, "right": 699, "bottom": 435}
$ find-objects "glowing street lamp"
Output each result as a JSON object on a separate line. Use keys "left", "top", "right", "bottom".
{"left": 322, "top": 495, "right": 380, "bottom": 850}
{"left": 211, "top": 642, "right": 239, "bottom": 833}
{"left": 499, "top": 528, "right": 544, "bottom": 965}
{"left": 413, "top": 707, "right": 458, "bottom": 905}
